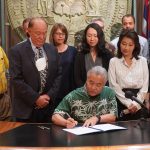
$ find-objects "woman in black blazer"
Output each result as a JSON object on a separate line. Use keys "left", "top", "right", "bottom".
{"left": 74, "top": 23, "right": 113, "bottom": 88}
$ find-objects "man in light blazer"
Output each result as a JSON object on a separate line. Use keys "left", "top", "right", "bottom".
{"left": 9, "top": 17, "right": 62, "bottom": 123}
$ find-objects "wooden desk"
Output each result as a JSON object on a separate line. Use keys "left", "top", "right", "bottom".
{"left": 0, "top": 121, "right": 24, "bottom": 134}
{"left": 0, "top": 121, "right": 150, "bottom": 150}
{"left": 0, "top": 145, "right": 150, "bottom": 150}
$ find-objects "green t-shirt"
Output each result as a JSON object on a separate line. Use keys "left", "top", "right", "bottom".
{"left": 54, "top": 86, "right": 118, "bottom": 123}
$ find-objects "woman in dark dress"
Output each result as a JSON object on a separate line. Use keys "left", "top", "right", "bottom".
{"left": 49, "top": 23, "right": 77, "bottom": 108}
{"left": 74, "top": 23, "right": 113, "bottom": 87}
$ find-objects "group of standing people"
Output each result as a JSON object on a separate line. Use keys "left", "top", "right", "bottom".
{"left": 0, "top": 14, "right": 149, "bottom": 128}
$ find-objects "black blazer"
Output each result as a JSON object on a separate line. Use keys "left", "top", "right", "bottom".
{"left": 9, "top": 39, "right": 62, "bottom": 119}
{"left": 74, "top": 51, "right": 112, "bottom": 88}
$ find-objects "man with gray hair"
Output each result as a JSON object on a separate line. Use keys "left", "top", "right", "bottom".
{"left": 52, "top": 66, "right": 117, "bottom": 128}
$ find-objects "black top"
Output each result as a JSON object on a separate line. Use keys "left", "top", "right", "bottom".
{"left": 57, "top": 46, "right": 77, "bottom": 99}
{"left": 74, "top": 51, "right": 113, "bottom": 88}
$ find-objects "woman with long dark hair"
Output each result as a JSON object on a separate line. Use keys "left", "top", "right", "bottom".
{"left": 74, "top": 23, "right": 113, "bottom": 87}
{"left": 108, "top": 29, "right": 149, "bottom": 121}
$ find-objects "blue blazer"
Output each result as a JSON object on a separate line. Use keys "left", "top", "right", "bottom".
{"left": 9, "top": 39, "right": 62, "bottom": 119}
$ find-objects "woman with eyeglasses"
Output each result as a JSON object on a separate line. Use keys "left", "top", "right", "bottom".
{"left": 49, "top": 23, "right": 77, "bottom": 108}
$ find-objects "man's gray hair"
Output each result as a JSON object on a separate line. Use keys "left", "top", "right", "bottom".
{"left": 28, "top": 17, "right": 47, "bottom": 28}
{"left": 87, "top": 66, "right": 108, "bottom": 82}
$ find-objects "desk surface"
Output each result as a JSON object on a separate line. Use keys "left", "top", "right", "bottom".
{"left": 0, "top": 121, "right": 24, "bottom": 134}
{"left": 0, "top": 120, "right": 150, "bottom": 150}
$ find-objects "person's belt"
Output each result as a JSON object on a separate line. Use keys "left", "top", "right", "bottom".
{"left": 122, "top": 88, "right": 140, "bottom": 97}
{"left": 0, "top": 93, "right": 4, "bottom": 99}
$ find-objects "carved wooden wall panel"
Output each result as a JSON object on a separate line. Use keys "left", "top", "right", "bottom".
{"left": 6, "top": 0, "right": 132, "bottom": 45}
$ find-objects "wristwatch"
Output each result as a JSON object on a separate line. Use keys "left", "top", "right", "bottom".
{"left": 95, "top": 115, "right": 101, "bottom": 123}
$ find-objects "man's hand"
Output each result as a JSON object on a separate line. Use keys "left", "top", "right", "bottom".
{"left": 35, "top": 94, "right": 50, "bottom": 109}
{"left": 83, "top": 116, "right": 99, "bottom": 127}
{"left": 66, "top": 118, "right": 78, "bottom": 128}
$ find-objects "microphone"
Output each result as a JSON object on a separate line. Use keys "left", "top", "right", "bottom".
{"left": 125, "top": 91, "right": 146, "bottom": 109}
{"left": 119, "top": 109, "right": 130, "bottom": 117}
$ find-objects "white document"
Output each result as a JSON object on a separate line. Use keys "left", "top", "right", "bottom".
{"left": 63, "top": 124, "right": 127, "bottom": 135}
{"left": 63, "top": 127, "right": 99, "bottom": 135}
{"left": 91, "top": 124, "right": 127, "bottom": 131}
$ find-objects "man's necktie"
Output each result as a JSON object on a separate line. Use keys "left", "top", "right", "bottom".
{"left": 35, "top": 47, "right": 48, "bottom": 94}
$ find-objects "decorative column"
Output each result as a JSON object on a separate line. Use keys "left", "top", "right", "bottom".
{"left": 0, "top": 0, "right": 6, "bottom": 50}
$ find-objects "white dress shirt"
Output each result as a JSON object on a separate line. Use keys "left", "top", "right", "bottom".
{"left": 108, "top": 56, "right": 149, "bottom": 109}
{"left": 111, "top": 36, "right": 149, "bottom": 60}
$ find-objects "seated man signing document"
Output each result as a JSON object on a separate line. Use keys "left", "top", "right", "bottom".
{"left": 52, "top": 66, "right": 118, "bottom": 128}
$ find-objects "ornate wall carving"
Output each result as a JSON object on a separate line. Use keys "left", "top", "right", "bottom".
{"left": 6, "top": 0, "right": 132, "bottom": 46}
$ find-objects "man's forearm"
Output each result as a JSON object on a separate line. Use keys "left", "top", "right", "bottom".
{"left": 52, "top": 114, "right": 67, "bottom": 127}
{"left": 100, "top": 114, "right": 116, "bottom": 123}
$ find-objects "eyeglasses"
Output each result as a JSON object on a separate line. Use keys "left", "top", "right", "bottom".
{"left": 54, "top": 32, "right": 65, "bottom": 36}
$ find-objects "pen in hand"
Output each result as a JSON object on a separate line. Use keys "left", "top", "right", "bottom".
{"left": 64, "top": 113, "right": 72, "bottom": 119}
{"left": 63, "top": 113, "right": 78, "bottom": 128}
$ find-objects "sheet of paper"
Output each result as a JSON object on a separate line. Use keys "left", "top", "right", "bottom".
{"left": 63, "top": 126, "right": 100, "bottom": 135}
{"left": 91, "top": 124, "right": 127, "bottom": 131}
{"left": 63, "top": 124, "right": 127, "bottom": 135}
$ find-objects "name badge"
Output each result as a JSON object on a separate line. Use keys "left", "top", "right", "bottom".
{"left": 35, "top": 58, "right": 46, "bottom": 71}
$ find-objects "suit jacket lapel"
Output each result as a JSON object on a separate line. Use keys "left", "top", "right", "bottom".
{"left": 43, "top": 44, "right": 51, "bottom": 75}
{"left": 25, "top": 40, "right": 40, "bottom": 77}
{"left": 26, "top": 40, "right": 35, "bottom": 63}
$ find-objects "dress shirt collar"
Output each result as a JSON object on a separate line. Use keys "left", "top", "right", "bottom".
{"left": 29, "top": 38, "right": 43, "bottom": 53}
{"left": 120, "top": 57, "right": 137, "bottom": 67}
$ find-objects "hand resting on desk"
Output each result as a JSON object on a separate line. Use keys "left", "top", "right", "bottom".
{"left": 66, "top": 118, "right": 78, "bottom": 128}
{"left": 52, "top": 113, "right": 116, "bottom": 128}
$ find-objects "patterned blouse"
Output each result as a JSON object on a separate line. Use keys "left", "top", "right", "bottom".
{"left": 54, "top": 86, "right": 118, "bottom": 123}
